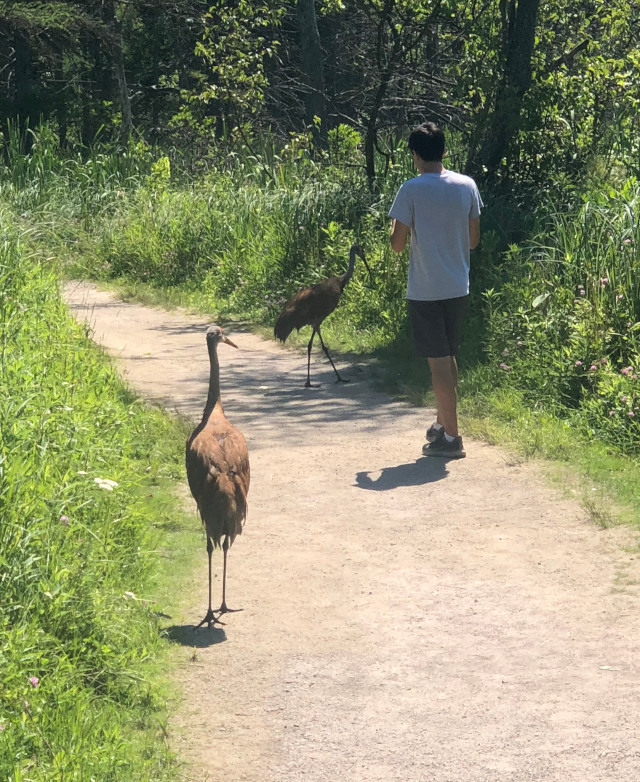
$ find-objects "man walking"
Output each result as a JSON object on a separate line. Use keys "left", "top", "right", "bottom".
{"left": 389, "top": 121, "right": 482, "bottom": 458}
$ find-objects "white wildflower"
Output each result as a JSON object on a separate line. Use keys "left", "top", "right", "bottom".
{"left": 94, "top": 477, "right": 119, "bottom": 491}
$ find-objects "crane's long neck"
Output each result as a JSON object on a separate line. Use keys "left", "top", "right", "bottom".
{"left": 340, "top": 247, "right": 358, "bottom": 289}
{"left": 203, "top": 342, "right": 223, "bottom": 418}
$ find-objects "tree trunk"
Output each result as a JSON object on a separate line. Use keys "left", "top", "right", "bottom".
{"left": 468, "top": 0, "right": 541, "bottom": 179}
{"left": 295, "top": 0, "right": 327, "bottom": 148}
{"left": 82, "top": 33, "right": 102, "bottom": 145}
{"left": 364, "top": 71, "right": 392, "bottom": 190}
{"left": 102, "top": 0, "right": 132, "bottom": 144}
{"left": 149, "top": 15, "right": 161, "bottom": 140}
{"left": 13, "top": 30, "right": 34, "bottom": 149}
{"left": 55, "top": 52, "right": 68, "bottom": 148}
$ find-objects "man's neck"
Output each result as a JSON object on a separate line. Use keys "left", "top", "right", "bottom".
{"left": 417, "top": 160, "right": 444, "bottom": 174}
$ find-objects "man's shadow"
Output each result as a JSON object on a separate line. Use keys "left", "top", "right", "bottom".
{"left": 355, "top": 457, "right": 448, "bottom": 491}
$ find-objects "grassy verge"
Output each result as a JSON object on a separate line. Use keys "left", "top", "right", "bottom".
{"left": 343, "top": 344, "right": 640, "bottom": 530}
{"left": 0, "top": 220, "right": 199, "bottom": 780}
{"left": 459, "top": 384, "right": 640, "bottom": 530}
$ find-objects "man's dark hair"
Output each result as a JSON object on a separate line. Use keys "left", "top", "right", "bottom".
{"left": 408, "top": 122, "right": 445, "bottom": 162}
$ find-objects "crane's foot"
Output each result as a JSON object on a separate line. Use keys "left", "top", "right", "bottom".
{"left": 335, "top": 376, "right": 350, "bottom": 384}
{"left": 217, "top": 603, "right": 243, "bottom": 616}
{"left": 195, "top": 609, "right": 225, "bottom": 629}
{"left": 304, "top": 380, "right": 321, "bottom": 388}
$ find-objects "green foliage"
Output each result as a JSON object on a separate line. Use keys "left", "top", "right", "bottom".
{"left": 483, "top": 182, "right": 640, "bottom": 450}
{"left": 0, "top": 218, "right": 183, "bottom": 779}
{"left": 0, "top": 1, "right": 94, "bottom": 37}
{"left": 173, "top": 0, "right": 285, "bottom": 140}
{"left": 457, "top": 0, "right": 640, "bottom": 182}
{"left": 0, "top": 122, "right": 152, "bottom": 216}
{"left": 2, "top": 0, "right": 639, "bottom": 189}
{"left": 147, "top": 156, "right": 171, "bottom": 194}
{"left": 74, "top": 144, "right": 407, "bottom": 351}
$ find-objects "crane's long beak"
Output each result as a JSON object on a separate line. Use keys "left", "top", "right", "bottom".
{"left": 362, "top": 256, "right": 376, "bottom": 288}
{"left": 223, "top": 335, "right": 239, "bottom": 349}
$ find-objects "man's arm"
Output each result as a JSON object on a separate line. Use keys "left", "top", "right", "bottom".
{"left": 469, "top": 217, "right": 480, "bottom": 250}
{"left": 390, "top": 219, "right": 410, "bottom": 253}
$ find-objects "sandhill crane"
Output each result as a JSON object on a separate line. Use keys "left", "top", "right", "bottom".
{"left": 186, "top": 325, "right": 250, "bottom": 628}
{"left": 274, "top": 243, "right": 371, "bottom": 387}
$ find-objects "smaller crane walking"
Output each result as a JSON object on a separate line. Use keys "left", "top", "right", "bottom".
{"left": 274, "top": 243, "right": 371, "bottom": 387}
{"left": 186, "top": 325, "right": 250, "bottom": 628}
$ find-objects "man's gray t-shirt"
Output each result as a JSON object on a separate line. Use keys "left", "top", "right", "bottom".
{"left": 388, "top": 170, "right": 482, "bottom": 301}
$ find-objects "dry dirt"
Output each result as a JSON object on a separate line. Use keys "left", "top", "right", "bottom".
{"left": 64, "top": 280, "right": 640, "bottom": 782}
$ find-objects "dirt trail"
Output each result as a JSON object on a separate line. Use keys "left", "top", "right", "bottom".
{"left": 65, "top": 280, "right": 640, "bottom": 782}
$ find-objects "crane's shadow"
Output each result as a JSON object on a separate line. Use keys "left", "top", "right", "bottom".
{"left": 355, "top": 457, "right": 448, "bottom": 491}
{"left": 163, "top": 624, "right": 227, "bottom": 647}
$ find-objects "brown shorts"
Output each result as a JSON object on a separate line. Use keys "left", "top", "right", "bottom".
{"left": 408, "top": 296, "right": 468, "bottom": 358}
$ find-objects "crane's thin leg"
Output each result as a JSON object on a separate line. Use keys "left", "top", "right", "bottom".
{"left": 196, "top": 536, "right": 224, "bottom": 628}
{"left": 317, "top": 327, "right": 349, "bottom": 383}
{"left": 218, "top": 536, "right": 242, "bottom": 615}
{"left": 305, "top": 329, "right": 320, "bottom": 388}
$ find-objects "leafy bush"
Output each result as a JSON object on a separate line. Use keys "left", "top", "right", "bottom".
{"left": 483, "top": 182, "right": 640, "bottom": 450}
{"left": 84, "top": 157, "right": 408, "bottom": 349}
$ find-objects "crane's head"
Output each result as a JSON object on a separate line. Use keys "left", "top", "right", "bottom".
{"left": 206, "top": 325, "right": 238, "bottom": 349}
{"left": 351, "top": 243, "right": 366, "bottom": 260}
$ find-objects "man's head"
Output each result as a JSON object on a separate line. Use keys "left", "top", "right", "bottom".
{"left": 408, "top": 122, "right": 445, "bottom": 162}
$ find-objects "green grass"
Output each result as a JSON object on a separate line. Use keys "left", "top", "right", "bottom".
{"left": 459, "top": 384, "right": 640, "bottom": 526}
{"left": 480, "top": 184, "right": 640, "bottom": 453}
{"left": 0, "top": 219, "right": 197, "bottom": 780}
{"left": 2, "top": 126, "right": 640, "bottom": 781}
{"left": 360, "top": 347, "right": 640, "bottom": 530}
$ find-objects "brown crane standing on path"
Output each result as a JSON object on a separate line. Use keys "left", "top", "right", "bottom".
{"left": 274, "top": 243, "right": 372, "bottom": 387}
{"left": 186, "top": 325, "right": 250, "bottom": 628}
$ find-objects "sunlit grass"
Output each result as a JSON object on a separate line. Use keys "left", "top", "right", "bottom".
{"left": 458, "top": 384, "right": 640, "bottom": 529}
{"left": 1, "top": 122, "right": 640, "bottom": 781}
{"left": 0, "top": 222, "right": 190, "bottom": 780}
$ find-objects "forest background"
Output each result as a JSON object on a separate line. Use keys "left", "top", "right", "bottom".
{"left": 1, "top": 1, "right": 640, "bottom": 779}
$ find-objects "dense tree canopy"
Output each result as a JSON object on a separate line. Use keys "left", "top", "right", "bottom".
{"left": 1, "top": 0, "right": 639, "bottom": 182}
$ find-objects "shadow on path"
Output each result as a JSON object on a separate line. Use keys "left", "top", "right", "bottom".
{"left": 355, "top": 457, "right": 448, "bottom": 490}
{"left": 163, "top": 624, "right": 227, "bottom": 647}
{"left": 65, "top": 285, "right": 414, "bottom": 441}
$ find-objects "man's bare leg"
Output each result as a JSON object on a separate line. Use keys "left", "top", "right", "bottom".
{"left": 428, "top": 355, "right": 458, "bottom": 437}
{"left": 435, "top": 356, "right": 458, "bottom": 428}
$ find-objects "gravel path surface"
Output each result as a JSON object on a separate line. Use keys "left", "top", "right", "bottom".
{"left": 65, "top": 280, "right": 640, "bottom": 782}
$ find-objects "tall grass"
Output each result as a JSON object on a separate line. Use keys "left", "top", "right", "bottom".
{"left": 482, "top": 181, "right": 640, "bottom": 451}
{"left": 0, "top": 215, "right": 184, "bottom": 779}
{"left": 0, "top": 121, "right": 151, "bottom": 233}
{"left": 3, "top": 120, "right": 639, "bottom": 452}
{"left": 72, "top": 146, "right": 411, "bottom": 353}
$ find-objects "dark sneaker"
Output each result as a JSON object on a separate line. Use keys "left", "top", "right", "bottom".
{"left": 426, "top": 423, "right": 445, "bottom": 443}
{"left": 422, "top": 436, "right": 466, "bottom": 458}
